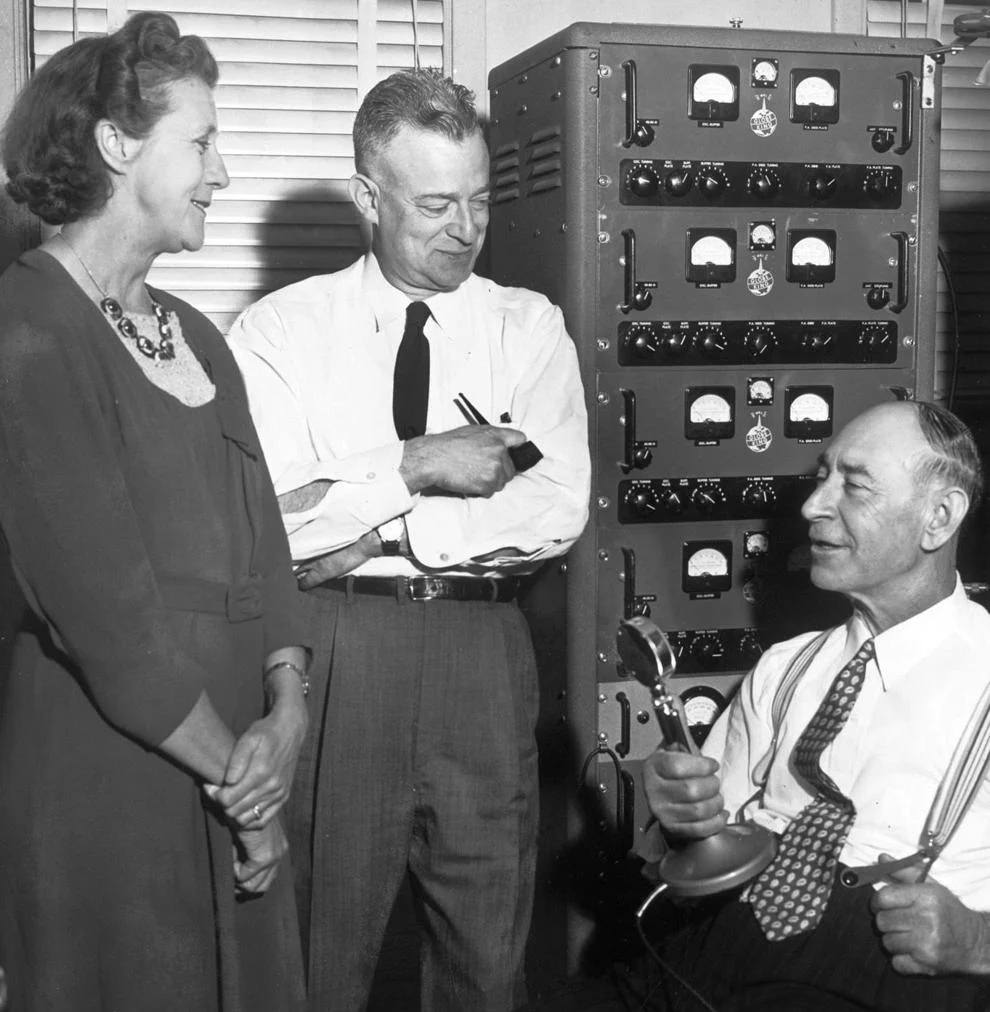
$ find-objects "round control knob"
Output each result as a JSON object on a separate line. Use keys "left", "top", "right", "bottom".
{"left": 807, "top": 172, "right": 837, "bottom": 201}
{"left": 857, "top": 326, "right": 893, "bottom": 362}
{"left": 747, "top": 169, "right": 781, "bottom": 199}
{"left": 866, "top": 286, "right": 890, "bottom": 311}
{"left": 661, "top": 490, "right": 685, "bottom": 516}
{"left": 691, "top": 634, "right": 723, "bottom": 669}
{"left": 871, "top": 129, "right": 894, "bottom": 153}
{"left": 664, "top": 169, "right": 694, "bottom": 197}
{"left": 627, "top": 328, "right": 659, "bottom": 360}
{"left": 801, "top": 329, "right": 833, "bottom": 358}
{"left": 698, "top": 168, "right": 728, "bottom": 199}
{"left": 695, "top": 328, "right": 727, "bottom": 359}
{"left": 744, "top": 328, "right": 776, "bottom": 360}
{"left": 627, "top": 164, "right": 660, "bottom": 199}
{"left": 632, "top": 285, "right": 653, "bottom": 312}
{"left": 863, "top": 171, "right": 890, "bottom": 202}
{"left": 691, "top": 486, "right": 725, "bottom": 515}
{"left": 624, "top": 485, "right": 659, "bottom": 518}
{"left": 741, "top": 482, "right": 777, "bottom": 509}
{"left": 660, "top": 331, "right": 690, "bottom": 358}
{"left": 738, "top": 633, "right": 764, "bottom": 664}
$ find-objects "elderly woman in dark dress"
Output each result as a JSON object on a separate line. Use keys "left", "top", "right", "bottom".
{"left": 0, "top": 13, "right": 310, "bottom": 1011}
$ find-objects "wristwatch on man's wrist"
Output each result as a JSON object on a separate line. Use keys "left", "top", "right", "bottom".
{"left": 376, "top": 516, "right": 405, "bottom": 556}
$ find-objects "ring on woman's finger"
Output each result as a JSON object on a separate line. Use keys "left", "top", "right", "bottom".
{"left": 252, "top": 803, "right": 263, "bottom": 823}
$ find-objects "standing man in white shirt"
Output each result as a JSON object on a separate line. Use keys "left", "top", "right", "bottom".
{"left": 642, "top": 400, "right": 990, "bottom": 1011}
{"left": 228, "top": 68, "right": 590, "bottom": 1012}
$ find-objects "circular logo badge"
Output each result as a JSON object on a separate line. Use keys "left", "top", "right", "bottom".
{"left": 751, "top": 106, "right": 778, "bottom": 138}
{"left": 747, "top": 267, "right": 774, "bottom": 297}
{"left": 746, "top": 424, "right": 773, "bottom": 453}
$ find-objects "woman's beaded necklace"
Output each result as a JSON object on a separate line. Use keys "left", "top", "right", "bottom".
{"left": 57, "top": 232, "right": 176, "bottom": 362}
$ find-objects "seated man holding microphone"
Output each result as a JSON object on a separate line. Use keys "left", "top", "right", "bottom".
{"left": 643, "top": 400, "right": 990, "bottom": 1011}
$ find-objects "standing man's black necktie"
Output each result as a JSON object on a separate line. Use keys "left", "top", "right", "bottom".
{"left": 393, "top": 301, "right": 431, "bottom": 440}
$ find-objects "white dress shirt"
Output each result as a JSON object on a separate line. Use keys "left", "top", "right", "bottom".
{"left": 226, "top": 253, "right": 590, "bottom": 576}
{"left": 705, "top": 577, "right": 990, "bottom": 910}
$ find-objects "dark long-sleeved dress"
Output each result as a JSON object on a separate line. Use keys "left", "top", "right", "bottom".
{"left": 0, "top": 249, "right": 307, "bottom": 1011}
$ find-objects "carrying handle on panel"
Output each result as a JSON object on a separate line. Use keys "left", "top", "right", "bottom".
{"left": 889, "top": 231, "right": 910, "bottom": 314}
{"left": 895, "top": 71, "right": 915, "bottom": 155}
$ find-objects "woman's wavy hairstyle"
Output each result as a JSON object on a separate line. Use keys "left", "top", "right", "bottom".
{"left": 2, "top": 11, "right": 218, "bottom": 224}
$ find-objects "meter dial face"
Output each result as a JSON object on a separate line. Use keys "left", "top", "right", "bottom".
{"left": 792, "top": 236, "right": 833, "bottom": 267}
{"left": 745, "top": 531, "right": 770, "bottom": 556}
{"left": 750, "top": 223, "right": 775, "bottom": 247}
{"left": 795, "top": 75, "right": 837, "bottom": 108}
{"left": 686, "top": 546, "right": 729, "bottom": 579}
{"left": 748, "top": 378, "right": 773, "bottom": 403}
{"left": 693, "top": 72, "right": 736, "bottom": 104}
{"left": 690, "top": 235, "right": 733, "bottom": 266}
{"left": 790, "top": 392, "right": 830, "bottom": 422}
{"left": 752, "top": 60, "right": 778, "bottom": 85}
{"left": 681, "top": 690, "right": 725, "bottom": 728}
{"left": 690, "top": 393, "right": 732, "bottom": 425}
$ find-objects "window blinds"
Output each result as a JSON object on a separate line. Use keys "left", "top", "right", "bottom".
{"left": 868, "top": 1, "right": 990, "bottom": 415}
{"left": 32, "top": 0, "right": 447, "bottom": 333}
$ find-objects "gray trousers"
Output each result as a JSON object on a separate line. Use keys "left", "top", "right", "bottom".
{"left": 288, "top": 584, "right": 540, "bottom": 1012}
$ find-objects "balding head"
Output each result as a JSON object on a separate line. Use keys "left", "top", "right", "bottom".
{"left": 800, "top": 400, "right": 977, "bottom": 629}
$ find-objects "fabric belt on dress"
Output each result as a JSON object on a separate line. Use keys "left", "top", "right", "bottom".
{"left": 322, "top": 574, "right": 519, "bottom": 603}
{"left": 158, "top": 573, "right": 264, "bottom": 622}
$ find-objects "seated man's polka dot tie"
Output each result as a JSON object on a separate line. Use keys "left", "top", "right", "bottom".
{"left": 745, "top": 638, "right": 876, "bottom": 941}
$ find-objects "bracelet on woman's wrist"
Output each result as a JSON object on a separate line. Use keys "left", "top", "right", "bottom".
{"left": 263, "top": 659, "right": 310, "bottom": 699}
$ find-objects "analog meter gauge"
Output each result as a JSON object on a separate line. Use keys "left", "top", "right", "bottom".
{"left": 689, "top": 64, "right": 740, "bottom": 121}
{"left": 751, "top": 58, "right": 779, "bottom": 88}
{"left": 787, "top": 230, "right": 836, "bottom": 284}
{"left": 686, "top": 228, "right": 736, "bottom": 283}
{"left": 685, "top": 387, "right": 735, "bottom": 441}
{"left": 680, "top": 685, "right": 728, "bottom": 747}
{"left": 744, "top": 530, "right": 771, "bottom": 558}
{"left": 785, "top": 385, "right": 834, "bottom": 440}
{"left": 747, "top": 376, "right": 774, "bottom": 405}
{"left": 682, "top": 540, "right": 733, "bottom": 595}
{"left": 790, "top": 69, "right": 840, "bottom": 124}
{"left": 749, "top": 222, "right": 776, "bottom": 250}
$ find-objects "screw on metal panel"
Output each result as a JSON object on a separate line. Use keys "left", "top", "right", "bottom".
{"left": 598, "top": 549, "right": 609, "bottom": 561}
{"left": 598, "top": 64, "right": 612, "bottom": 78}
{"left": 589, "top": 86, "right": 599, "bottom": 96}
{"left": 519, "top": 74, "right": 528, "bottom": 84}
{"left": 908, "top": 234, "right": 917, "bottom": 246}
{"left": 596, "top": 338, "right": 610, "bottom": 351}
{"left": 552, "top": 90, "right": 562, "bottom": 101}
{"left": 888, "top": 257, "right": 898, "bottom": 267}
{"left": 518, "top": 104, "right": 528, "bottom": 115}
{"left": 493, "top": 89, "right": 500, "bottom": 97}
{"left": 560, "top": 223, "right": 568, "bottom": 232}
{"left": 907, "top": 182, "right": 918, "bottom": 192}
{"left": 597, "top": 392, "right": 610, "bottom": 405}
{"left": 559, "top": 561, "right": 568, "bottom": 574}
{"left": 597, "top": 496, "right": 610, "bottom": 510}
{"left": 534, "top": 228, "right": 542, "bottom": 237}
{"left": 597, "top": 231, "right": 610, "bottom": 243}
{"left": 589, "top": 50, "right": 599, "bottom": 60}
{"left": 730, "top": 17, "right": 743, "bottom": 28}
{"left": 598, "top": 174, "right": 611, "bottom": 186}
{"left": 903, "top": 335, "right": 915, "bottom": 347}
{"left": 597, "top": 650, "right": 609, "bottom": 663}
{"left": 893, "top": 100, "right": 903, "bottom": 110}
{"left": 552, "top": 55, "right": 562, "bottom": 67}
{"left": 598, "top": 731, "right": 608, "bottom": 742}
{"left": 598, "top": 693, "right": 607, "bottom": 702}
{"left": 598, "top": 783, "right": 608, "bottom": 794}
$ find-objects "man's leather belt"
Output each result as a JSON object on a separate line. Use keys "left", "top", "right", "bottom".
{"left": 324, "top": 574, "right": 519, "bottom": 603}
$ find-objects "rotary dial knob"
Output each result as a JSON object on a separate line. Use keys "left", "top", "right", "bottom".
{"left": 747, "top": 168, "right": 781, "bottom": 199}
{"left": 744, "top": 328, "right": 776, "bottom": 360}
{"left": 624, "top": 485, "right": 659, "bottom": 518}
{"left": 691, "top": 485, "right": 726, "bottom": 515}
{"left": 698, "top": 168, "right": 728, "bottom": 199}
{"left": 807, "top": 172, "right": 838, "bottom": 201}
{"left": 741, "top": 482, "right": 777, "bottom": 509}
{"left": 695, "top": 328, "right": 727, "bottom": 358}
{"left": 691, "top": 634, "right": 724, "bottom": 669}
{"left": 664, "top": 169, "right": 694, "bottom": 197}
{"left": 627, "top": 164, "right": 660, "bottom": 199}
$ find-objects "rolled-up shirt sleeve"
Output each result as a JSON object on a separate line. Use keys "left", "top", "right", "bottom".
{"left": 228, "top": 299, "right": 416, "bottom": 562}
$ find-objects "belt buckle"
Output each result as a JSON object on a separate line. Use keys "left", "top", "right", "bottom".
{"left": 406, "top": 576, "right": 445, "bottom": 601}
